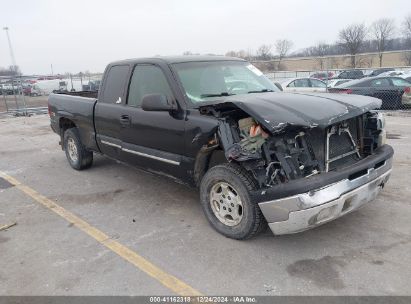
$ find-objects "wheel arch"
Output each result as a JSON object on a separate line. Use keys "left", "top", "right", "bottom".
{"left": 193, "top": 143, "right": 228, "bottom": 187}
{"left": 59, "top": 117, "right": 77, "bottom": 149}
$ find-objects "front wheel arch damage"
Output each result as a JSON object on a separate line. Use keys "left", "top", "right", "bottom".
{"left": 194, "top": 122, "right": 319, "bottom": 193}
{"left": 193, "top": 139, "right": 228, "bottom": 186}
{"left": 211, "top": 116, "right": 321, "bottom": 190}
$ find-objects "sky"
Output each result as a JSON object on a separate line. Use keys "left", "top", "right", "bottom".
{"left": 1, "top": 0, "right": 410, "bottom": 75}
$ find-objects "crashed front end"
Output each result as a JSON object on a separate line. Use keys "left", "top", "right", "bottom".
{"left": 200, "top": 98, "right": 393, "bottom": 235}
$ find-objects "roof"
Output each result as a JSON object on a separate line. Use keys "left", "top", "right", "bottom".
{"left": 278, "top": 77, "right": 326, "bottom": 86}
{"left": 110, "top": 55, "right": 245, "bottom": 66}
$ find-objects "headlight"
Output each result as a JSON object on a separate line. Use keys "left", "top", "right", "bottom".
{"left": 376, "top": 112, "right": 386, "bottom": 147}
{"left": 377, "top": 112, "right": 386, "bottom": 129}
{"left": 378, "top": 128, "right": 387, "bottom": 147}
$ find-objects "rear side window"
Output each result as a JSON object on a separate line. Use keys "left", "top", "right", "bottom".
{"left": 391, "top": 78, "right": 411, "bottom": 87}
{"left": 127, "top": 65, "right": 173, "bottom": 107}
{"left": 370, "top": 78, "right": 390, "bottom": 87}
{"left": 101, "top": 65, "right": 129, "bottom": 104}
{"left": 290, "top": 79, "right": 310, "bottom": 87}
{"left": 310, "top": 79, "right": 326, "bottom": 88}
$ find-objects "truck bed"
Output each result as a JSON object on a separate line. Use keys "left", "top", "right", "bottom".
{"left": 55, "top": 91, "right": 98, "bottom": 98}
{"left": 48, "top": 93, "right": 98, "bottom": 150}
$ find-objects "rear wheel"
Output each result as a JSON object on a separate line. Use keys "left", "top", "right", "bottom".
{"left": 200, "top": 163, "right": 267, "bottom": 239}
{"left": 63, "top": 128, "right": 93, "bottom": 170}
{"left": 396, "top": 95, "right": 404, "bottom": 110}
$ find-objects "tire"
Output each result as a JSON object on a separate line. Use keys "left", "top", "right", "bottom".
{"left": 200, "top": 163, "right": 267, "bottom": 240}
{"left": 63, "top": 128, "right": 93, "bottom": 170}
{"left": 396, "top": 96, "right": 403, "bottom": 110}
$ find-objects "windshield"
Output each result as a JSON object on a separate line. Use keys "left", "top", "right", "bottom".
{"left": 172, "top": 61, "right": 279, "bottom": 103}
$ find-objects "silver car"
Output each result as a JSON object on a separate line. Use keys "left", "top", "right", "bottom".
{"left": 279, "top": 77, "right": 327, "bottom": 93}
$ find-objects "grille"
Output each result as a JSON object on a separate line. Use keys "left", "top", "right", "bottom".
{"left": 326, "top": 119, "right": 360, "bottom": 171}
{"left": 329, "top": 132, "right": 355, "bottom": 159}
{"left": 328, "top": 153, "right": 359, "bottom": 171}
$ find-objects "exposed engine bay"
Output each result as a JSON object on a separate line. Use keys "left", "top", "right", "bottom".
{"left": 200, "top": 103, "right": 386, "bottom": 189}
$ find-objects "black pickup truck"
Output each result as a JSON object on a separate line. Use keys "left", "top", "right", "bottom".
{"left": 49, "top": 56, "right": 393, "bottom": 239}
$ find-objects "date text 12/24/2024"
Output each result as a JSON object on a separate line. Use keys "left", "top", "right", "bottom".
{"left": 149, "top": 296, "right": 257, "bottom": 303}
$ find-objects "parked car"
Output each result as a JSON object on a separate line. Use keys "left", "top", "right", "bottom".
{"left": 328, "top": 76, "right": 411, "bottom": 109}
{"left": 334, "top": 70, "right": 364, "bottom": 79}
{"left": 1, "top": 84, "right": 19, "bottom": 95}
{"left": 367, "top": 68, "right": 395, "bottom": 77}
{"left": 279, "top": 77, "right": 327, "bottom": 92}
{"left": 309, "top": 72, "right": 334, "bottom": 80}
{"left": 48, "top": 56, "right": 393, "bottom": 240}
{"left": 23, "top": 84, "right": 43, "bottom": 96}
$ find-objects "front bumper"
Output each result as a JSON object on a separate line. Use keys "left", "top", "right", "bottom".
{"left": 258, "top": 152, "right": 393, "bottom": 235}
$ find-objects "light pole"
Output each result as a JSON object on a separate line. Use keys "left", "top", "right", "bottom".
{"left": 3, "top": 26, "right": 27, "bottom": 113}
{"left": 3, "top": 27, "right": 17, "bottom": 72}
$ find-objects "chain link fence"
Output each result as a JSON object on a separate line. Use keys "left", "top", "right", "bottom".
{"left": 2, "top": 67, "right": 410, "bottom": 115}
{"left": 262, "top": 67, "right": 411, "bottom": 110}
{"left": 0, "top": 74, "right": 103, "bottom": 116}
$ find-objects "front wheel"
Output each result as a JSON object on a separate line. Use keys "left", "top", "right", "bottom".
{"left": 200, "top": 163, "right": 267, "bottom": 239}
{"left": 63, "top": 128, "right": 93, "bottom": 170}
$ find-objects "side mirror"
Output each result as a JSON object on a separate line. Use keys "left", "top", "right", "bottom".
{"left": 141, "top": 94, "right": 176, "bottom": 111}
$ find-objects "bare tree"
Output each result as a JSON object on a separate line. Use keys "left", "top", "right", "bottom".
{"left": 275, "top": 39, "right": 293, "bottom": 69}
{"left": 225, "top": 50, "right": 249, "bottom": 59}
{"left": 402, "top": 15, "right": 411, "bottom": 64}
{"left": 237, "top": 50, "right": 248, "bottom": 59}
{"left": 0, "top": 65, "right": 20, "bottom": 76}
{"left": 403, "top": 14, "right": 411, "bottom": 38}
{"left": 307, "top": 42, "right": 330, "bottom": 69}
{"left": 256, "top": 44, "right": 272, "bottom": 61}
{"left": 225, "top": 50, "right": 237, "bottom": 57}
{"left": 370, "top": 18, "right": 395, "bottom": 67}
{"left": 338, "top": 23, "right": 367, "bottom": 68}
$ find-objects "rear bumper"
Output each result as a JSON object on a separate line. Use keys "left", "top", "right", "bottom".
{"left": 258, "top": 147, "right": 393, "bottom": 235}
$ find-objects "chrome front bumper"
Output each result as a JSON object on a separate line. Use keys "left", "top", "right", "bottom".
{"left": 258, "top": 157, "right": 392, "bottom": 235}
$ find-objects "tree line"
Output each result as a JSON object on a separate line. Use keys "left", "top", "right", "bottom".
{"left": 0, "top": 65, "right": 21, "bottom": 77}
{"left": 224, "top": 14, "right": 411, "bottom": 69}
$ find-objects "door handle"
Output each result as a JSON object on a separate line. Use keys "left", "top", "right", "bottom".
{"left": 120, "top": 115, "right": 131, "bottom": 125}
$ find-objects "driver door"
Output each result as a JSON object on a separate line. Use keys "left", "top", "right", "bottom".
{"left": 120, "top": 64, "right": 186, "bottom": 179}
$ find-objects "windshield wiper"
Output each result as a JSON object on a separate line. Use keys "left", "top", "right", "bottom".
{"left": 200, "top": 92, "right": 234, "bottom": 98}
{"left": 247, "top": 89, "right": 274, "bottom": 93}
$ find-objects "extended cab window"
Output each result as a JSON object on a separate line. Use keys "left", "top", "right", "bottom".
{"left": 127, "top": 65, "right": 173, "bottom": 107}
{"left": 101, "top": 65, "right": 129, "bottom": 104}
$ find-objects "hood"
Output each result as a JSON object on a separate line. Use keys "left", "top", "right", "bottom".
{"left": 200, "top": 92, "right": 381, "bottom": 133}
